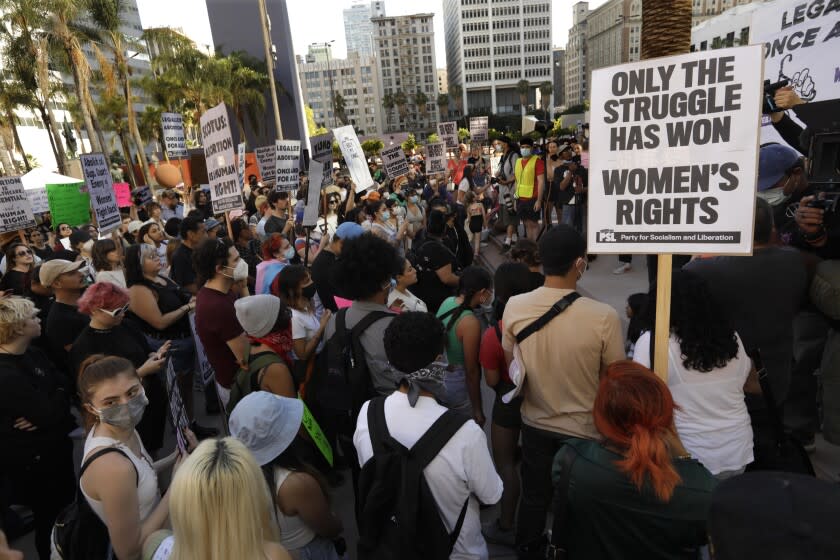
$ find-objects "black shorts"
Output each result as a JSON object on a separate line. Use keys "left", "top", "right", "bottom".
{"left": 492, "top": 392, "right": 523, "bottom": 429}
{"left": 469, "top": 214, "right": 483, "bottom": 233}
{"left": 516, "top": 198, "right": 540, "bottom": 222}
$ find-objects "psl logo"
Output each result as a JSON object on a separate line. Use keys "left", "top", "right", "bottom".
{"left": 597, "top": 229, "right": 616, "bottom": 243}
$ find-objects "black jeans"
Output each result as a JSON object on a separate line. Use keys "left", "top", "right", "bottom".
{"left": 516, "top": 424, "right": 574, "bottom": 550}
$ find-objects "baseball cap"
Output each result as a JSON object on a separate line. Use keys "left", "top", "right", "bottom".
{"left": 364, "top": 190, "right": 381, "bottom": 202}
{"left": 39, "top": 259, "right": 84, "bottom": 286}
{"left": 204, "top": 217, "right": 221, "bottom": 232}
{"left": 334, "top": 221, "right": 364, "bottom": 241}
{"left": 229, "top": 392, "right": 304, "bottom": 466}
{"left": 758, "top": 144, "right": 802, "bottom": 191}
{"left": 127, "top": 220, "right": 144, "bottom": 234}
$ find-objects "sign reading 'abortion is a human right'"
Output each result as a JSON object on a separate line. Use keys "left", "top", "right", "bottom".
{"left": 588, "top": 46, "right": 763, "bottom": 256}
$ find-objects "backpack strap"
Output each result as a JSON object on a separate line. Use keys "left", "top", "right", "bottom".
{"left": 367, "top": 396, "right": 404, "bottom": 456}
{"left": 515, "top": 292, "right": 581, "bottom": 344}
{"left": 249, "top": 351, "right": 285, "bottom": 391}
{"left": 547, "top": 444, "right": 580, "bottom": 560}
{"left": 351, "top": 310, "right": 394, "bottom": 339}
{"left": 493, "top": 321, "right": 502, "bottom": 343}
{"left": 80, "top": 447, "right": 139, "bottom": 487}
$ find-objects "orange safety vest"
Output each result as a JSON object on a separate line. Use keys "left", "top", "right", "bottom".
{"left": 514, "top": 156, "right": 538, "bottom": 199}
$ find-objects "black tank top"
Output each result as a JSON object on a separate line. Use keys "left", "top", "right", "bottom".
{"left": 130, "top": 276, "right": 191, "bottom": 340}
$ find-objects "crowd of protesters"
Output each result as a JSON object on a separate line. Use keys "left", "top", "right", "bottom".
{"left": 0, "top": 108, "right": 838, "bottom": 560}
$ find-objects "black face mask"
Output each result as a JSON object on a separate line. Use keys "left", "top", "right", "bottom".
{"left": 302, "top": 283, "right": 317, "bottom": 300}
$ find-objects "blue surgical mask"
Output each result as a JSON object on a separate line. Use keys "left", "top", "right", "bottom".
{"left": 284, "top": 246, "right": 296, "bottom": 260}
{"left": 381, "top": 211, "right": 391, "bottom": 221}
{"left": 521, "top": 148, "right": 532, "bottom": 157}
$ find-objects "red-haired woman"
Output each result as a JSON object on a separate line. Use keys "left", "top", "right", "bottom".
{"left": 255, "top": 233, "right": 295, "bottom": 295}
{"left": 70, "top": 282, "right": 169, "bottom": 456}
{"left": 550, "top": 361, "right": 717, "bottom": 560}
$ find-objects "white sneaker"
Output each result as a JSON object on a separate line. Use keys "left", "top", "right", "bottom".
{"left": 613, "top": 263, "right": 632, "bottom": 275}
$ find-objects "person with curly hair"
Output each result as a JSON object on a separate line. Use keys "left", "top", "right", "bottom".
{"left": 634, "top": 270, "right": 759, "bottom": 478}
{"left": 551, "top": 361, "right": 716, "bottom": 559}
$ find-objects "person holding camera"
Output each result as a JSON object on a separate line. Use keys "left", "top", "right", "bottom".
{"left": 493, "top": 136, "right": 520, "bottom": 251}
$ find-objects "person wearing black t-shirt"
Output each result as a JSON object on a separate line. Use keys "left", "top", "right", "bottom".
{"left": 0, "top": 243, "right": 36, "bottom": 297}
{"left": 0, "top": 296, "right": 76, "bottom": 559}
{"left": 411, "top": 210, "right": 460, "bottom": 313}
{"left": 264, "top": 191, "right": 294, "bottom": 236}
{"left": 311, "top": 221, "right": 365, "bottom": 313}
{"left": 27, "top": 229, "right": 53, "bottom": 262}
{"left": 39, "top": 260, "right": 90, "bottom": 385}
{"left": 169, "top": 215, "right": 206, "bottom": 295}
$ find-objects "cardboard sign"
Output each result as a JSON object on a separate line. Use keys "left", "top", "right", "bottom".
{"left": 587, "top": 46, "right": 763, "bottom": 255}
{"left": 237, "top": 142, "right": 246, "bottom": 191}
{"left": 426, "top": 142, "right": 447, "bottom": 175}
{"left": 200, "top": 102, "right": 243, "bottom": 214}
{"left": 309, "top": 131, "right": 334, "bottom": 163}
{"left": 114, "top": 182, "right": 131, "bottom": 207}
{"left": 0, "top": 176, "right": 36, "bottom": 232}
{"left": 133, "top": 186, "right": 153, "bottom": 207}
{"left": 161, "top": 112, "right": 188, "bottom": 159}
{"left": 380, "top": 145, "right": 410, "bottom": 179}
{"left": 469, "top": 116, "right": 489, "bottom": 142}
{"left": 26, "top": 188, "right": 48, "bottom": 214}
{"left": 164, "top": 358, "right": 191, "bottom": 454}
{"left": 46, "top": 182, "right": 89, "bottom": 227}
{"left": 189, "top": 312, "right": 215, "bottom": 386}
{"left": 275, "top": 140, "right": 301, "bottom": 192}
{"left": 80, "top": 153, "right": 121, "bottom": 233}
{"left": 438, "top": 121, "right": 458, "bottom": 148}
{"left": 304, "top": 159, "right": 330, "bottom": 227}
{"left": 255, "top": 144, "right": 276, "bottom": 184}
{"left": 333, "top": 125, "right": 374, "bottom": 192}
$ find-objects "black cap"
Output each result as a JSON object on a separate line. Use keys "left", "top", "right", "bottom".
{"left": 519, "top": 136, "right": 535, "bottom": 147}
{"left": 709, "top": 472, "right": 840, "bottom": 560}
{"left": 538, "top": 225, "right": 586, "bottom": 276}
{"left": 68, "top": 228, "right": 90, "bottom": 247}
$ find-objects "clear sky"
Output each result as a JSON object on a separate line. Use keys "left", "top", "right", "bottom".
{"left": 137, "top": 0, "right": 609, "bottom": 63}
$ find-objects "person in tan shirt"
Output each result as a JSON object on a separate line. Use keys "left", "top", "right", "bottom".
{"left": 501, "top": 225, "right": 624, "bottom": 555}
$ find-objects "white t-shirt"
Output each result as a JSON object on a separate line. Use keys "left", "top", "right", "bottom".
{"left": 634, "top": 331, "right": 754, "bottom": 474}
{"left": 458, "top": 178, "right": 470, "bottom": 193}
{"left": 354, "top": 392, "right": 503, "bottom": 560}
{"left": 387, "top": 288, "right": 428, "bottom": 313}
{"left": 291, "top": 308, "right": 324, "bottom": 357}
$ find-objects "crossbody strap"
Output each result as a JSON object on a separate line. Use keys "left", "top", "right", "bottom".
{"left": 515, "top": 292, "right": 581, "bottom": 344}
{"left": 80, "top": 447, "right": 139, "bottom": 487}
{"left": 547, "top": 444, "right": 580, "bottom": 559}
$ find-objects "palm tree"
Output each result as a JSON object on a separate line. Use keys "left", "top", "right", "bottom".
{"left": 414, "top": 88, "right": 429, "bottom": 122}
{"left": 517, "top": 79, "right": 530, "bottom": 116}
{"left": 227, "top": 56, "right": 268, "bottom": 145}
{"left": 538, "top": 81, "right": 553, "bottom": 120}
{"left": 436, "top": 93, "right": 449, "bottom": 121}
{"left": 0, "top": 78, "right": 31, "bottom": 171}
{"left": 333, "top": 92, "right": 348, "bottom": 126}
{"left": 448, "top": 84, "right": 463, "bottom": 118}
{"left": 393, "top": 89, "right": 408, "bottom": 121}
{"left": 45, "top": 0, "right": 102, "bottom": 154}
{"left": 87, "top": 0, "right": 150, "bottom": 185}
{"left": 641, "top": 0, "right": 691, "bottom": 59}
{"left": 139, "top": 105, "right": 163, "bottom": 154}
{"left": 382, "top": 92, "right": 395, "bottom": 126}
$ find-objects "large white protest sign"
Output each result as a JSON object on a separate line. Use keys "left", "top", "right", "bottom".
{"left": 380, "top": 145, "right": 410, "bottom": 179}
{"left": 469, "top": 116, "right": 489, "bottom": 142}
{"left": 275, "top": 140, "right": 301, "bottom": 192}
{"left": 438, "top": 121, "right": 458, "bottom": 148}
{"left": 161, "top": 113, "right": 188, "bottom": 158}
{"left": 309, "top": 131, "right": 334, "bottom": 164}
{"left": 304, "top": 159, "right": 330, "bottom": 227}
{"left": 587, "top": 46, "right": 763, "bottom": 255}
{"left": 80, "top": 153, "right": 121, "bottom": 233}
{"left": 200, "top": 103, "right": 243, "bottom": 214}
{"left": 333, "top": 125, "right": 373, "bottom": 192}
{"left": 426, "top": 142, "right": 447, "bottom": 175}
{"left": 0, "top": 176, "right": 35, "bottom": 233}
{"left": 255, "top": 144, "right": 276, "bottom": 184}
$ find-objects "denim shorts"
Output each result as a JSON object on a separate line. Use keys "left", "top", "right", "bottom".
{"left": 145, "top": 335, "right": 195, "bottom": 376}
{"left": 444, "top": 366, "right": 472, "bottom": 415}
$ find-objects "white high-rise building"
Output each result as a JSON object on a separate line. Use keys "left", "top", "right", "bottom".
{"left": 443, "top": 0, "right": 552, "bottom": 116}
{"left": 372, "top": 13, "right": 438, "bottom": 137}
{"left": 343, "top": 0, "right": 386, "bottom": 57}
{"left": 565, "top": 1, "right": 589, "bottom": 108}
{"left": 298, "top": 52, "right": 384, "bottom": 136}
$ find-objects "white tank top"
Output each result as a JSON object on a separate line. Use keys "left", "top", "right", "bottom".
{"left": 274, "top": 467, "right": 316, "bottom": 551}
{"left": 81, "top": 427, "right": 161, "bottom": 523}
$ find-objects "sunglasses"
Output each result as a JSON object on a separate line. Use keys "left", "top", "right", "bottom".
{"left": 15, "top": 249, "right": 32, "bottom": 257}
{"left": 98, "top": 303, "right": 130, "bottom": 318}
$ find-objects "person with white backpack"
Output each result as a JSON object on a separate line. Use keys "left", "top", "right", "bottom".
{"left": 500, "top": 225, "right": 624, "bottom": 558}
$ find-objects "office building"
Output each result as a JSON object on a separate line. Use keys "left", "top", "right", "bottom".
{"left": 344, "top": 0, "right": 386, "bottom": 57}
{"left": 205, "top": 0, "right": 306, "bottom": 145}
{"left": 371, "top": 13, "right": 438, "bottom": 138}
{"left": 437, "top": 68, "right": 448, "bottom": 95}
{"left": 552, "top": 48, "right": 566, "bottom": 109}
{"left": 298, "top": 52, "right": 384, "bottom": 136}
{"left": 306, "top": 43, "right": 334, "bottom": 64}
{"left": 442, "top": 0, "right": 552, "bottom": 115}
{"left": 585, "top": 0, "right": 642, "bottom": 98}
{"left": 565, "top": 1, "right": 589, "bottom": 107}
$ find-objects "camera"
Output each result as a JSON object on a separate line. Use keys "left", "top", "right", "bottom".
{"left": 762, "top": 79, "right": 789, "bottom": 114}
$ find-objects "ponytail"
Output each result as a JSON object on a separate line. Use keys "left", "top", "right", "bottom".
{"left": 593, "top": 361, "right": 682, "bottom": 502}
{"left": 443, "top": 266, "right": 491, "bottom": 334}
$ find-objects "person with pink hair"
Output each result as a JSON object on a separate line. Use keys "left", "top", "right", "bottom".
{"left": 70, "top": 282, "right": 169, "bottom": 455}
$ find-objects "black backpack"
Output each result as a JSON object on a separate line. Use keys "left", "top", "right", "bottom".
{"left": 53, "top": 447, "right": 138, "bottom": 560}
{"left": 357, "top": 397, "right": 470, "bottom": 559}
{"left": 310, "top": 308, "right": 392, "bottom": 416}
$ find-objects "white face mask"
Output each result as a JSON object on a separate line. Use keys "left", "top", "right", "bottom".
{"left": 225, "top": 258, "right": 249, "bottom": 281}
{"left": 521, "top": 147, "right": 532, "bottom": 157}
{"left": 757, "top": 186, "right": 789, "bottom": 207}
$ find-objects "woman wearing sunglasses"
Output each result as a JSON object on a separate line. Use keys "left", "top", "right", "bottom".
{"left": 0, "top": 242, "right": 37, "bottom": 297}
{"left": 70, "top": 282, "right": 170, "bottom": 456}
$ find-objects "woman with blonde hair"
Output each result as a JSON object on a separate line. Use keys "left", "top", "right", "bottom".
{"left": 143, "top": 437, "right": 290, "bottom": 560}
